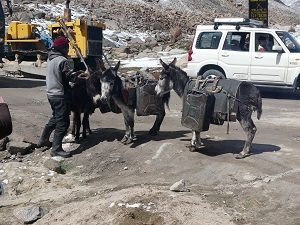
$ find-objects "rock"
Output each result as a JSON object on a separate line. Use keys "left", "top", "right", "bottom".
{"left": 103, "top": 38, "right": 118, "bottom": 48}
{"left": 0, "top": 151, "right": 11, "bottom": 161}
{"left": 14, "top": 206, "right": 45, "bottom": 224}
{"left": 152, "top": 22, "right": 163, "bottom": 30}
{"left": 7, "top": 141, "right": 33, "bottom": 155}
{"left": 117, "top": 53, "right": 128, "bottom": 59}
{"left": 170, "top": 179, "right": 190, "bottom": 192}
{"left": 104, "top": 19, "right": 120, "bottom": 30}
{"left": 170, "top": 26, "right": 182, "bottom": 41}
{"left": 129, "top": 37, "right": 144, "bottom": 45}
{"left": 18, "top": 12, "right": 32, "bottom": 23}
{"left": 35, "top": 12, "right": 46, "bottom": 19}
{"left": 152, "top": 45, "right": 163, "bottom": 52}
{"left": 0, "top": 137, "right": 9, "bottom": 151}
{"left": 8, "top": 133, "right": 25, "bottom": 142}
{"left": 243, "top": 173, "right": 257, "bottom": 182}
{"left": 168, "top": 48, "right": 187, "bottom": 55}
{"left": 176, "top": 54, "right": 188, "bottom": 68}
{"left": 115, "top": 46, "right": 131, "bottom": 54}
{"left": 51, "top": 156, "right": 65, "bottom": 162}
{"left": 62, "top": 133, "right": 75, "bottom": 143}
{"left": 44, "top": 159, "right": 64, "bottom": 174}
{"left": 110, "top": 34, "right": 119, "bottom": 42}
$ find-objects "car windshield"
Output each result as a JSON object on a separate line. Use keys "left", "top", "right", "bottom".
{"left": 276, "top": 31, "right": 300, "bottom": 53}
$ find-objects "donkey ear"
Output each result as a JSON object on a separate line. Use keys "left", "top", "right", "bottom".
{"left": 159, "top": 59, "right": 169, "bottom": 70}
{"left": 170, "top": 58, "right": 177, "bottom": 66}
{"left": 99, "top": 59, "right": 106, "bottom": 72}
{"left": 114, "top": 61, "right": 121, "bottom": 71}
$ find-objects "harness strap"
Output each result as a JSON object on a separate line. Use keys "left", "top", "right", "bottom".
{"left": 227, "top": 94, "right": 230, "bottom": 134}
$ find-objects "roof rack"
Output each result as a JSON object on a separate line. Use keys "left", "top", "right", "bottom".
{"left": 213, "top": 18, "right": 264, "bottom": 31}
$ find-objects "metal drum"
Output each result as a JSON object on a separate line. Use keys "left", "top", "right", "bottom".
{"left": 136, "top": 81, "right": 163, "bottom": 116}
{"left": 181, "top": 91, "right": 214, "bottom": 132}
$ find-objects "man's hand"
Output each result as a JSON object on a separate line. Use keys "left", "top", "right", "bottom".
{"left": 78, "top": 72, "right": 90, "bottom": 80}
{"left": 70, "top": 70, "right": 90, "bottom": 81}
{"left": 0, "top": 96, "right": 4, "bottom": 103}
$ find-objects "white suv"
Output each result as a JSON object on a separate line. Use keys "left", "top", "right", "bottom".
{"left": 185, "top": 18, "right": 300, "bottom": 91}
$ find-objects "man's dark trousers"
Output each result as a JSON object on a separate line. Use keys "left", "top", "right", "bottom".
{"left": 44, "top": 95, "right": 70, "bottom": 152}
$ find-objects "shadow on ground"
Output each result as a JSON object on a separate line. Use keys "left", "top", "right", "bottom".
{"left": 259, "top": 88, "right": 300, "bottom": 100}
{"left": 71, "top": 128, "right": 123, "bottom": 155}
{"left": 0, "top": 76, "right": 45, "bottom": 89}
{"left": 130, "top": 130, "right": 191, "bottom": 148}
{"left": 71, "top": 128, "right": 191, "bottom": 154}
{"left": 194, "top": 138, "right": 281, "bottom": 157}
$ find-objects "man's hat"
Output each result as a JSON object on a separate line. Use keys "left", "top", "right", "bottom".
{"left": 53, "top": 36, "right": 69, "bottom": 49}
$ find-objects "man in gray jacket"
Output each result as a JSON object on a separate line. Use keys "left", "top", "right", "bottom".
{"left": 37, "top": 36, "right": 84, "bottom": 157}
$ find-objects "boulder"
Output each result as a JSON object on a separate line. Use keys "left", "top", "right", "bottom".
{"left": 170, "top": 179, "right": 190, "bottom": 192}
{"left": 7, "top": 141, "right": 33, "bottom": 155}
{"left": 14, "top": 206, "right": 45, "bottom": 224}
{"left": 44, "top": 158, "right": 65, "bottom": 174}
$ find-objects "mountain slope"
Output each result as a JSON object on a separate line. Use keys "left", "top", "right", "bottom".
{"left": 5, "top": 0, "right": 300, "bottom": 36}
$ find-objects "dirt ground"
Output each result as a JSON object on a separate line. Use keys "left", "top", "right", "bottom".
{"left": 0, "top": 75, "right": 300, "bottom": 225}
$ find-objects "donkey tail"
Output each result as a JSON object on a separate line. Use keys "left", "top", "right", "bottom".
{"left": 256, "top": 93, "right": 262, "bottom": 120}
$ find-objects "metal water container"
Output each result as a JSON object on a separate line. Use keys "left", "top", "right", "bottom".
{"left": 136, "top": 81, "right": 164, "bottom": 116}
{"left": 181, "top": 91, "right": 214, "bottom": 132}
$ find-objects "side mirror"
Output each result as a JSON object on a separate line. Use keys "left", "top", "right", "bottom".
{"left": 272, "top": 45, "right": 283, "bottom": 53}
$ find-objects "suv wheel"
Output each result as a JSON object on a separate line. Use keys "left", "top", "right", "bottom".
{"left": 202, "top": 69, "right": 225, "bottom": 79}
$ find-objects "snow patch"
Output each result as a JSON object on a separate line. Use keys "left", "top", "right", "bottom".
{"left": 119, "top": 53, "right": 186, "bottom": 68}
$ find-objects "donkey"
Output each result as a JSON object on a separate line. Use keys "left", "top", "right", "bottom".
{"left": 99, "top": 61, "right": 170, "bottom": 144}
{"left": 70, "top": 70, "right": 103, "bottom": 142}
{"left": 155, "top": 58, "right": 262, "bottom": 159}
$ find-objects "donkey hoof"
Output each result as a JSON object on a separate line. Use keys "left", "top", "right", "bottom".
{"left": 235, "top": 153, "right": 250, "bottom": 159}
{"left": 188, "top": 145, "right": 198, "bottom": 152}
{"left": 148, "top": 129, "right": 158, "bottom": 136}
{"left": 124, "top": 138, "right": 134, "bottom": 145}
{"left": 121, "top": 136, "right": 128, "bottom": 144}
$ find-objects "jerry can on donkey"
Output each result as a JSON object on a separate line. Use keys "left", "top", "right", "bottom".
{"left": 181, "top": 85, "right": 215, "bottom": 132}
{"left": 136, "top": 80, "right": 164, "bottom": 116}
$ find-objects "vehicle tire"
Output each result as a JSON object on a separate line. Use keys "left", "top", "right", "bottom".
{"left": 202, "top": 69, "right": 226, "bottom": 79}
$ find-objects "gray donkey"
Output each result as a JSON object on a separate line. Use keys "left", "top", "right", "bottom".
{"left": 99, "top": 61, "right": 170, "bottom": 144}
{"left": 155, "top": 58, "right": 262, "bottom": 159}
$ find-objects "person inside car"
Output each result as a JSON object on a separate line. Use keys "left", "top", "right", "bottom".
{"left": 258, "top": 36, "right": 269, "bottom": 52}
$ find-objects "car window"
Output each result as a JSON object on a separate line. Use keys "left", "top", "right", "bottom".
{"left": 255, "top": 33, "right": 281, "bottom": 53}
{"left": 276, "top": 31, "right": 300, "bottom": 53}
{"left": 223, "top": 32, "right": 250, "bottom": 52}
{"left": 195, "top": 32, "right": 222, "bottom": 49}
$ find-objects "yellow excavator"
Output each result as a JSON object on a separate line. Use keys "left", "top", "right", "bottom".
{"left": 1, "top": 0, "right": 105, "bottom": 77}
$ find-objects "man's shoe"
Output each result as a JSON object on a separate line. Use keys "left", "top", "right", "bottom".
{"left": 50, "top": 149, "right": 71, "bottom": 158}
{"left": 37, "top": 140, "right": 52, "bottom": 148}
